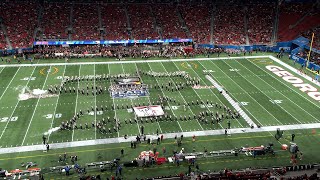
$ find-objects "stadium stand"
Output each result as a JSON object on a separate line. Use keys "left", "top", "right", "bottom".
{"left": 213, "top": 5, "right": 246, "bottom": 45}
{"left": 278, "top": 2, "right": 319, "bottom": 42}
{"left": 302, "top": 26, "right": 320, "bottom": 50}
{"left": 101, "top": 4, "right": 129, "bottom": 40}
{"left": 0, "top": 30, "right": 7, "bottom": 49}
{"left": 178, "top": 3, "right": 211, "bottom": 44}
{"left": 0, "top": 1, "right": 319, "bottom": 49}
{"left": 153, "top": 4, "right": 188, "bottom": 39}
{"left": 0, "top": 1, "right": 37, "bottom": 48}
{"left": 247, "top": 4, "right": 275, "bottom": 44}
{"left": 128, "top": 4, "right": 159, "bottom": 40}
{"left": 72, "top": 4, "right": 100, "bottom": 40}
{"left": 38, "top": 3, "right": 71, "bottom": 40}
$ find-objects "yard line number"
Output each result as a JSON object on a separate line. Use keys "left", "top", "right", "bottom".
{"left": 0, "top": 116, "right": 18, "bottom": 122}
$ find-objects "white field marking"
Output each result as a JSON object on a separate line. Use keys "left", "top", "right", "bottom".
{"left": 159, "top": 62, "right": 204, "bottom": 131}
{"left": 47, "top": 64, "right": 67, "bottom": 142}
{"left": 72, "top": 65, "right": 81, "bottom": 141}
{"left": 146, "top": 62, "right": 180, "bottom": 132}
{"left": 206, "top": 75, "right": 256, "bottom": 128}
{"left": 2, "top": 122, "right": 319, "bottom": 154}
{"left": 222, "top": 60, "right": 303, "bottom": 125}
{"left": 108, "top": 64, "right": 120, "bottom": 138}
{"left": 0, "top": 67, "right": 21, "bottom": 101}
{"left": 0, "top": 67, "right": 5, "bottom": 74}
{"left": 123, "top": 63, "right": 141, "bottom": 134}
{"left": 21, "top": 66, "right": 52, "bottom": 146}
{"left": 0, "top": 67, "right": 36, "bottom": 141}
{"left": 246, "top": 58, "right": 320, "bottom": 109}
{"left": 236, "top": 59, "right": 319, "bottom": 122}
{"left": 174, "top": 61, "right": 241, "bottom": 128}
{"left": 269, "top": 56, "right": 320, "bottom": 88}
{"left": 204, "top": 60, "right": 282, "bottom": 126}
{"left": 0, "top": 56, "right": 271, "bottom": 68}
{"left": 47, "top": 66, "right": 67, "bottom": 142}
{"left": 94, "top": 64, "right": 97, "bottom": 139}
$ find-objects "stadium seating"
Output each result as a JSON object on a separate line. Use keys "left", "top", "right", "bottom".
{"left": 0, "top": 1, "right": 37, "bottom": 48}
{"left": 179, "top": 3, "right": 211, "bottom": 44}
{"left": 302, "top": 26, "right": 320, "bottom": 50}
{"left": 0, "top": 1, "right": 319, "bottom": 49}
{"left": 213, "top": 5, "right": 246, "bottom": 45}
{"left": 128, "top": 4, "right": 159, "bottom": 40}
{"left": 278, "top": 2, "right": 319, "bottom": 42}
{"left": 153, "top": 4, "right": 187, "bottom": 39}
{"left": 72, "top": 4, "right": 100, "bottom": 40}
{"left": 101, "top": 4, "right": 129, "bottom": 40}
{"left": 247, "top": 4, "right": 274, "bottom": 44}
{"left": 40, "top": 3, "right": 70, "bottom": 40}
{"left": 0, "top": 30, "right": 7, "bottom": 49}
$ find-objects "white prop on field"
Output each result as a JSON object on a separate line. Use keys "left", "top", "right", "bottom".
{"left": 17, "top": 87, "right": 58, "bottom": 100}
{"left": 43, "top": 127, "right": 60, "bottom": 136}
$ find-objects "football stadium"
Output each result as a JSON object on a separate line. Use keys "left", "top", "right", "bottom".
{"left": 0, "top": 0, "right": 319, "bottom": 179}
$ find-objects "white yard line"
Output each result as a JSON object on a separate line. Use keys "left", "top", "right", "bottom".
{"left": 205, "top": 60, "right": 282, "bottom": 126}
{"left": 235, "top": 60, "right": 319, "bottom": 122}
{"left": 72, "top": 65, "right": 81, "bottom": 141}
{"left": 206, "top": 75, "right": 256, "bottom": 128}
{"left": 122, "top": 63, "right": 141, "bottom": 134}
{"left": 108, "top": 64, "right": 120, "bottom": 138}
{"left": 146, "top": 62, "right": 180, "bottom": 132}
{"left": 0, "top": 67, "right": 21, "bottom": 101}
{"left": 94, "top": 64, "right": 97, "bottom": 139}
{"left": 158, "top": 62, "right": 204, "bottom": 131}
{"left": 0, "top": 67, "right": 5, "bottom": 74}
{"left": 47, "top": 65, "right": 67, "bottom": 143}
{"left": 221, "top": 60, "right": 303, "bottom": 125}
{"left": 2, "top": 122, "right": 319, "bottom": 154}
{"left": 21, "top": 66, "right": 51, "bottom": 146}
{"left": 0, "top": 67, "right": 36, "bottom": 142}
{"left": 0, "top": 56, "right": 271, "bottom": 68}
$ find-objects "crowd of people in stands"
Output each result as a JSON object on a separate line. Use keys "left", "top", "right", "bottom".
{"left": 153, "top": 4, "right": 187, "bottom": 39}
{"left": 33, "top": 45, "right": 230, "bottom": 59}
{"left": 101, "top": 4, "right": 129, "bottom": 40}
{"left": 129, "top": 4, "right": 159, "bottom": 40}
{"left": 38, "top": 3, "right": 70, "bottom": 40}
{"left": 296, "top": 50, "right": 320, "bottom": 66}
{"left": 72, "top": 4, "right": 100, "bottom": 40}
{"left": 179, "top": 3, "right": 211, "bottom": 44}
{"left": 213, "top": 5, "right": 246, "bottom": 45}
{"left": 302, "top": 26, "right": 320, "bottom": 50}
{"left": 0, "top": 1, "right": 37, "bottom": 48}
{"left": 0, "top": 1, "right": 318, "bottom": 50}
{"left": 247, "top": 4, "right": 274, "bottom": 44}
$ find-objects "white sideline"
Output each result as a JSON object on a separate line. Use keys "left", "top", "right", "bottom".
{"left": 206, "top": 75, "right": 257, "bottom": 128}
{"left": 0, "top": 56, "right": 270, "bottom": 68}
{"left": 0, "top": 123, "right": 319, "bottom": 154}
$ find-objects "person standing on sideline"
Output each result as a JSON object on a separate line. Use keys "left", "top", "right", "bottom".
{"left": 46, "top": 143, "right": 49, "bottom": 152}
{"left": 141, "top": 126, "right": 144, "bottom": 135}
{"left": 292, "top": 133, "right": 295, "bottom": 142}
{"left": 121, "top": 149, "right": 124, "bottom": 156}
{"left": 42, "top": 135, "right": 46, "bottom": 144}
{"left": 227, "top": 120, "right": 231, "bottom": 129}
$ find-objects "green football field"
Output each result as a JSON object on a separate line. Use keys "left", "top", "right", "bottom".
{"left": 0, "top": 55, "right": 319, "bottom": 179}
